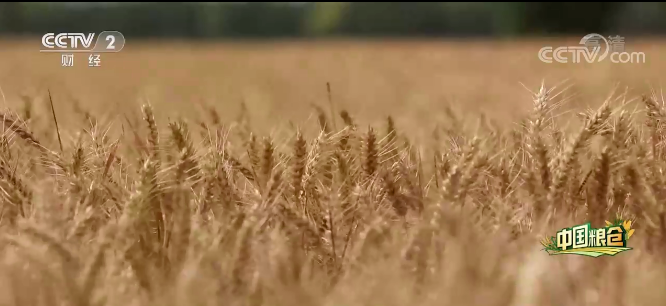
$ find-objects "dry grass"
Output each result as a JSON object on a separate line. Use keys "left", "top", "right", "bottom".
{"left": 0, "top": 39, "right": 664, "bottom": 305}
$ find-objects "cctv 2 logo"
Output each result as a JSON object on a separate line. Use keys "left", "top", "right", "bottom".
{"left": 41, "top": 31, "right": 126, "bottom": 53}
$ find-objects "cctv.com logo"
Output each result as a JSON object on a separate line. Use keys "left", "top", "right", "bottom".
{"left": 538, "top": 33, "right": 646, "bottom": 64}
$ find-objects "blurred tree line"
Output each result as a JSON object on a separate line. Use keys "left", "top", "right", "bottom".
{"left": 1, "top": 2, "right": 665, "bottom": 39}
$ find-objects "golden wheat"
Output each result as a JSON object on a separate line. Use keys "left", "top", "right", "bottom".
{"left": 2, "top": 75, "right": 666, "bottom": 306}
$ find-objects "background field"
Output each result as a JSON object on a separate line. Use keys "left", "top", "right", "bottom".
{"left": 1, "top": 39, "right": 664, "bottom": 141}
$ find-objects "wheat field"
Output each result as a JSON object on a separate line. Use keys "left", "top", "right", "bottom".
{"left": 0, "top": 39, "right": 664, "bottom": 306}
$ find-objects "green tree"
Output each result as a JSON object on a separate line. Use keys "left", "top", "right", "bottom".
{"left": 304, "top": 2, "right": 348, "bottom": 36}
{"left": 0, "top": 2, "right": 24, "bottom": 34}
{"left": 522, "top": 2, "right": 621, "bottom": 35}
